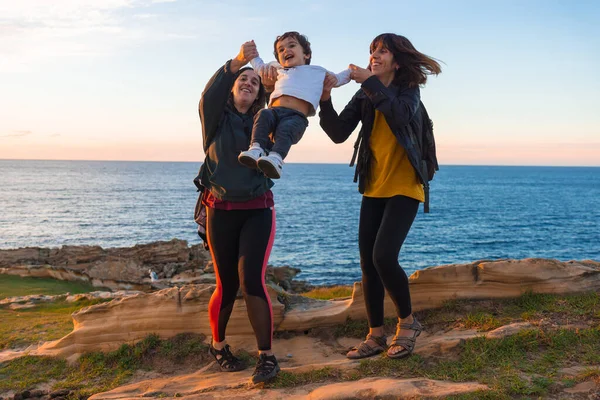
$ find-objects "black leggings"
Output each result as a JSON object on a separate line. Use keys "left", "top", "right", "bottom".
{"left": 359, "top": 195, "right": 419, "bottom": 327}
{"left": 206, "top": 207, "right": 275, "bottom": 351}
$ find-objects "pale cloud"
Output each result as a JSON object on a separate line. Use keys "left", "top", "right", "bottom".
{"left": 133, "top": 13, "right": 157, "bottom": 19}
{"left": 0, "top": 1, "right": 134, "bottom": 32}
{"left": 0, "top": 0, "right": 186, "bottom": 72}
{"left": 1, "top": 130, "right": 32, "bottom": 138}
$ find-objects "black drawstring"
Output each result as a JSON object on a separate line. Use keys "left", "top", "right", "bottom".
{"left": 350, "top": 133, "right": 361, "bottom": 167}
{"left": 350, "top": 132, "right": 362, "bottom": 183}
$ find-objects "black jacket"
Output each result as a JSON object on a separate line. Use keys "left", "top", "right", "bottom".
{"left": 319, "top": 75, "right": 430, "bottom": 208}
{"left": 198, "top": 61, "right": 273, "bottom": 202}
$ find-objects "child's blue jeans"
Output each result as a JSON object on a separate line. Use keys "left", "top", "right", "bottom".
{"left": 251, "top": 107, "right": 308, "bottom": 159}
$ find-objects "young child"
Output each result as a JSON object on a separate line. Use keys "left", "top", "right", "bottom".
{"left": 238, "top": 32, "right": 351, "bottom": 179}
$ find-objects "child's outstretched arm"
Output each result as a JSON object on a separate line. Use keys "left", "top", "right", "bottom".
{"left": 326, "top": 68, "right": 352, "bottom": 87}
{"left": 249, "top": 55, "right": 267, "bottom": 73}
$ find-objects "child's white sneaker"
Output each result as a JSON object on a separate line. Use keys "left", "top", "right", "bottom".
{"left": 238, "top": 145, "right": 264, "bottom": 169}
{"left": 257, "top": 152, "right": 283, "bottom": 179}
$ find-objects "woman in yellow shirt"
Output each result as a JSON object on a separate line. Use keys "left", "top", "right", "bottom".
{"left": 319, "top": 33, "right": 441, "bottom": 359}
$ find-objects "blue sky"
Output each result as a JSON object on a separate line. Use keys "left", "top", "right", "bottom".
{"left": 1, "top": 0, "right": 598, "bottom": 165}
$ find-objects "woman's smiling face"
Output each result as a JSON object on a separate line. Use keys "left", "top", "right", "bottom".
{"left": 369, "top": 43, "right": 398, "bottom": 80}
{"left": 231, "top": 69, "right": 261, "bottom": 111}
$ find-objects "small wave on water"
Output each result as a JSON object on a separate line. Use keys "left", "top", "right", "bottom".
{"left": 0, "top": 161, "right": 598, "bottom": 285}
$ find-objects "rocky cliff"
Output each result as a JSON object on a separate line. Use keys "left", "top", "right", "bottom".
{"left": 0, "top": 239, "right": 209, "bottom": 291}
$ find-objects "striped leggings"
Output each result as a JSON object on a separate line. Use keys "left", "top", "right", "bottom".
{"left": 206, "top": 207, "right": 275, "bottom": 351}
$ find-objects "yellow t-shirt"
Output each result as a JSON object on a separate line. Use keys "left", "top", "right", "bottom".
{"left": 364, "top": 110, "right": 425, "bottom": 201}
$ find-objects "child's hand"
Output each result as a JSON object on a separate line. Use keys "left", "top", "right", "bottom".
{"left": 349, "top": 64, "right": 373, "bottom": 84}
{"left": 260, "top": 65, "right": 278, "bottom": 87}
{"left": 320, "top": 73, "right": 337, "bottom": 101}
{"left": 235, "top": 40, "right": 259, "bottom": 65}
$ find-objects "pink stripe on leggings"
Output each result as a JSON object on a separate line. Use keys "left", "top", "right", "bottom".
{"left": 206, "top": 214, "right": 223, "bottom": 342}
{"left": 261, "top": 208, "right": 277, "bottom": 344}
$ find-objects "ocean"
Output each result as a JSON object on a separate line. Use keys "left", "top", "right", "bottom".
{"left": 0, "top": 160, "right": 598, "bottom": 285}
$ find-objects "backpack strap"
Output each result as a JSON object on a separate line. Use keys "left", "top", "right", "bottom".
{"left": 350, "top": 132, "right": 362, "bottom": 183}
{"left": 422, "top": 160, "right": 430, "bottom": 213}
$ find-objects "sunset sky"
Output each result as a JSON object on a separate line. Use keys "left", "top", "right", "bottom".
{"left": 1, "top": 0, "right": 598, "bottom": 166}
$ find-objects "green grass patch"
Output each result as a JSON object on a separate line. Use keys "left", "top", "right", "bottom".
{"left": 0, "top": 356, "right": 68, "bottom": 392}
{"left": 0, "top": 333, "right": 209, "bottom": 397}
{"left": 0, "top": 299, "right": 105, "bottom": 350}
{"left": 463, "top": 312, "right": 502, "bottom": 331}
{"left": 333, "top": 317, "right": 369, "bottom": 338}
{"left": 509, "top": 291, "right": 600, "bottom": 319}
{"left": 420, "top": 291, "right": 600, "bottom": 332}
{"left": 562, "top": 291, "right": 600, "bottom": 315}
{"left": 577, "top": 367, "right": 600, "bottom": 384}
{"left": 561, "top": 377, "right": 577, "bottom": 388}
{"left": 302, "top": 286, "right": 353, "bottom": 300}
{"left": 0, "top": 275, "right": 99, "bottom": 299}
{"left": 510, "top": 291, "right": 556, "bottom": 312}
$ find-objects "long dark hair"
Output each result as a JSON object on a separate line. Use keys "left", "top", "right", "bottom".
{"left": 370, "top": 33, "right": 441, "bottom": 88}
{"left": 227, "top": 66, "right": 266, "bottom": 116}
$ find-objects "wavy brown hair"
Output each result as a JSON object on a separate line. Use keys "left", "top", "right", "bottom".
{"left": 370, "top": 33, "right": 441, "bottom": 88}
{"left": 227, "top": 66, "right": 266, "bottom": 116}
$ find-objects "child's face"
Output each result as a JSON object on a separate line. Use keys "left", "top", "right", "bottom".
{"left": 369, "top": 43, "right": 398, "bottom": 79}
{"left": 276, "top": 37, "right": 309, "bottom": 68}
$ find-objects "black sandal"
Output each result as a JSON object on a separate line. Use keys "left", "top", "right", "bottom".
{"left": 251, "top": 353, "right": 280, "bottom": 384}
{"left": 387, "top": 317, "right": 423, "bottom": 359}
{"left": 208, "top": 343, "right": 246, "bottom": 372}
{"left": 346, "top": 334, "right": 388, "bottom": 359}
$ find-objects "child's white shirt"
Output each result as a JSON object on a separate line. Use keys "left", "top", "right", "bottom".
{"left": 250, "top": 57, "right": 351, "bottom": 116}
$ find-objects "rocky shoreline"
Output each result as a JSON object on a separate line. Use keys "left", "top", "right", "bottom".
{"left": 0, "top": 239, "right": 313, "bottom": 293}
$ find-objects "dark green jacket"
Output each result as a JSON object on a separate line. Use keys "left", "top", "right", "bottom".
{"left": 198, "top": 61, "right": 273, "bottom": 201}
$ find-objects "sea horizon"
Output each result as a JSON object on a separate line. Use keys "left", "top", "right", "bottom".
{"left": 1, "top": 158, "right": 599, "bottom": 168}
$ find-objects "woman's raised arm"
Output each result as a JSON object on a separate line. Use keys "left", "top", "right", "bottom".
{"left": 199, "top": 61, "right": 235, "bottom": 151}
{"left": 199, "top": 42, "right": 259, "bottom": 150}
{"left": 319, "top": 72, "right": 362, "bottom": 144}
